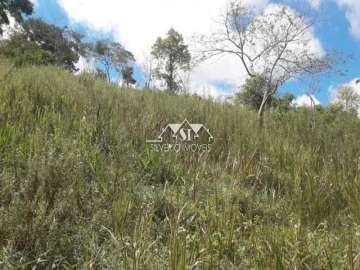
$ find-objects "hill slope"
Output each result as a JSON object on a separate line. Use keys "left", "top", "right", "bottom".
{"left": 1, "top": 60, "right": 360, "bottom": 269}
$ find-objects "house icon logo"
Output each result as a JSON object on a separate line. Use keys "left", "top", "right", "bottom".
{"left": 146, "top": 119, "right": 214, "bottom": 153}
{"left": 147, "top": 119, "right": 214, "bottom": 143}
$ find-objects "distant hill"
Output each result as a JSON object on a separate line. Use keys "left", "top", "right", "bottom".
{"left": 1, "top": 59, "right": 360, "bottom": 269}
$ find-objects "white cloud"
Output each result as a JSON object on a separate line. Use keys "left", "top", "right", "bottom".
{"left": 57, "top": 0, "right": 323, "bottom": 98}
{"left": 291, "top": 94, "right": 320, "bottom": 107}
{"left": 335, "top": 0, "right": 360, "bottom": 40}
{"left": 75, "top": 56, "right": 96, "bottom": 74}
{"left": 0, "top": 15, "right": 22, "bottom": 40}
{"left": 189, "top": 81, "right": 233, "bottom": 101}
{"left": 57, "top": 0, "right": 237, "bottom": 55}
{"left": 307, "top": 0, "right": 322, "bottom": 9}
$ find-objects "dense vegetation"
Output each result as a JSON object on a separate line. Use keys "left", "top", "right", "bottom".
{"left": 1, "top": 59, "right": 360, "bottom": 269}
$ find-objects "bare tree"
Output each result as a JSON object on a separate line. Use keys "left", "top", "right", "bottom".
{"left": 197, "top": 1, "right": 336, "bottom": 125}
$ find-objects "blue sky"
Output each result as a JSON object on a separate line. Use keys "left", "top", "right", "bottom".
{"left": 30, "top": 0, "right": 360, "bottom": 105}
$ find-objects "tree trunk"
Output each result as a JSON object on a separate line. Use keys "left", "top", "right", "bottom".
{"left": 257, "top": 106, "right": 265, "bottom": 128}
{"left": 257, "top": 92, "right": 270, "bottom": 128}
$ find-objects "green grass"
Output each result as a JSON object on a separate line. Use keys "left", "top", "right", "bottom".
{"left": 1, "top": 59, "right": 360, "bottom": 269}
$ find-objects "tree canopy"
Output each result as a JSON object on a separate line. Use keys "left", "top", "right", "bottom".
{"left": 235, "top": 75, "right": 295, "bottom": 112}
{"left": 21, "top": 18, "right": 85, "bottom": 72}
{"left": 235, "top": 76, "right": 271, "bottom": 110}
{"left": 0, "top": 33, "right": 55, "bottom": 67}
{"left": 0, "top": 18, "right": 85, "bottom": 71}
{"left": 91, "top": 39, "right": 135, "bottom": 82}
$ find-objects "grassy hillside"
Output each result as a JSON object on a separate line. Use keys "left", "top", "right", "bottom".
{"left": 1, "top": 59, "right": 360, "bottom": 269}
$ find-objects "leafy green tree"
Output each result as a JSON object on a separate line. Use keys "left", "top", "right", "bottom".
{"left": 235, "top": 75, "right": 295, "bottom": 114}
{"left": 235, "top": 76, "right": 273, "bottom": 110}
{"left": 0, "top": 0, "right": 33, "bottom": 35}
{"left": 0, "top": 33, "right": 55, "bottom": 67}
{"left": 271, "top": 92, "right": 295, "bottom": 112}
{"left": 92, "top": 39, "right": 135, "bottom": 82}
{"left": 22, "top": 18, "right": 85, "bottom": 72}
{"left": 121, "top": 66, "right": 136, "bottom": 87}
{"left": 151, "top": 28, "right": 191, "bottom": 93}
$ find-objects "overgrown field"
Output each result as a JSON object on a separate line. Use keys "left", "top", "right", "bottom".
{"left": 1, "top": 60, "right": 360, "bottom": 269}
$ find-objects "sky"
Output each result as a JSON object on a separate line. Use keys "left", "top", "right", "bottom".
{"left": 29, "top": 0, "right": 360, "bottom": 106}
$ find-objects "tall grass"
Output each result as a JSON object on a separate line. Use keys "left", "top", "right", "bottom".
{"left": 1, "top": 59, "right": 360, "bottom": 269}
